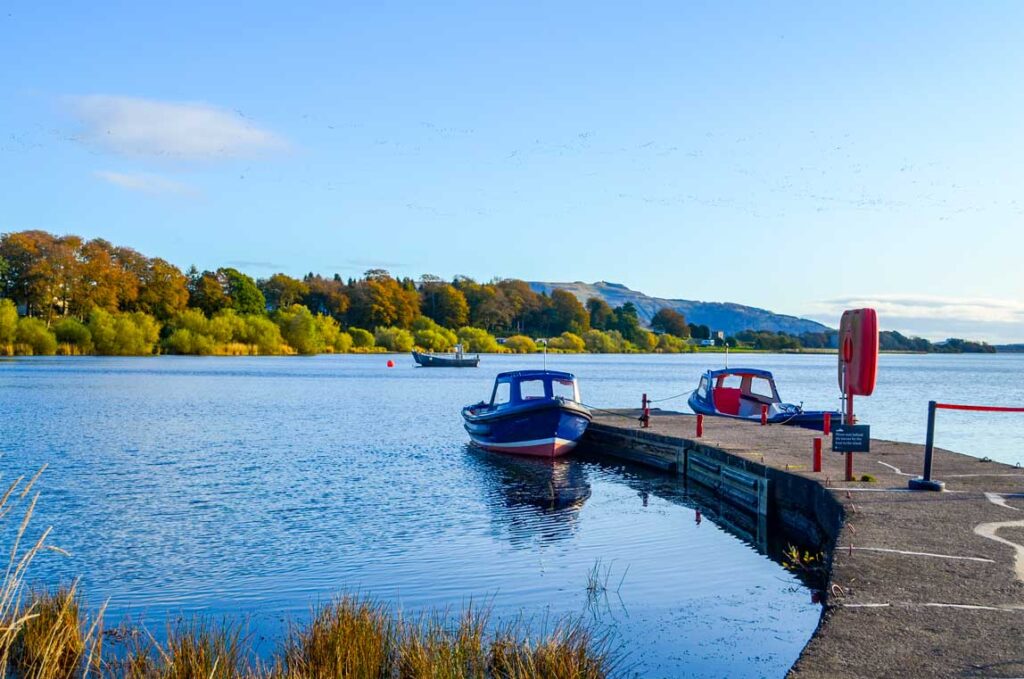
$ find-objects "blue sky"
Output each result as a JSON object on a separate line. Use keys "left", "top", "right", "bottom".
{"left": 2, "top": 2, "right": 1022, "bottom": 341}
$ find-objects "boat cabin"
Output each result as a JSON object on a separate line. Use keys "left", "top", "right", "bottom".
{"left": 490, "top": 370, "right": 580, "bottom": 407}
{"left": 695, "top": 368, "right": 780, "bottom": 417}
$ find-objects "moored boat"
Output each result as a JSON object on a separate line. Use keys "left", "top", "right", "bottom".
{"left": 462, "top": 370, "right": 592, "bottom": 457}
{"left": 688, "top": 368, "right": 840, "bottom": 431}
{"left": 412, "top": 343, "right": 480, "bottom": 367}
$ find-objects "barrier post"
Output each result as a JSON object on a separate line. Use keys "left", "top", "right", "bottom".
{"left": 909, "top": 400, "right": 945, "bottom": 491}
{"left": 823, "top": 413, "right": 831, "bottom": 436}
{"left": 641, "top": 393, "right": 650, "bottom": 428}
{"left": 813, "top": 438, "right": 822, "bottom": 472}
{"left": 845, "top": 451, "right": 854, "bottom": 482}
{"left": 696, "top": 414, "right": 704, "bottom": 438}
{"left": 761, "top": 404, "right": 768, "bottom": 426}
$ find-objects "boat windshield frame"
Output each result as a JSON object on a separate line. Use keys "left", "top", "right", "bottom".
{"left": 490, "top": 372, "right": 580, "bottom": 406}
{"left": 707, "top": 370, "right": 781, "bottom": 405}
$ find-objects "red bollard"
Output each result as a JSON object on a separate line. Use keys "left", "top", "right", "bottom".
{"left": 696, "top": 414, "right": 704, "bottom": 438}
{"left": 813, "top": 437, "right": 822, "bottom": 472}
{"left": 761, "top": 404, "right": 768, "bottom": 426}
{"left": 845, "top": 452, "right": 855, "bottom": 482}
{"left": 641, "top": 393, "right": 650, "bottom": 428}
{"left": 823, "top": 413, "right": 832, "bottom": 436}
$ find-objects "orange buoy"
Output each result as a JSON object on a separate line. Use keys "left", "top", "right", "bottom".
{"left": 386, "top": 359, "right": 394, "bottom": 368}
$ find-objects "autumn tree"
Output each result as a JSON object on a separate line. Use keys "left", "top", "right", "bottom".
{"left": 302, "top": 274, "right": 349, "bottom": 318}
{"left": 651, "top": 307, "right": 689, "bottom": 338}
{"left": 613, "top": 302, "right": 643, "bottom": 343}
{"left": 549, "top": 289, "right": 590, "bottom": 335}
{"left": 187, "top": 268, "right": 231, "bottom": 316}
{"left": 133, "top": 258, "right": 189, "bottom": 321}
{"left": 260, "top": 273, "right": 309, "bottom": 312}
{"left": 586, "top": 297, "right": 614, "bottom": 331}
{"left": 419, "top": 276, "right": 469, "bottom": 329}
{"left": 347, "top": 270, "right": 419, "bottom": 329}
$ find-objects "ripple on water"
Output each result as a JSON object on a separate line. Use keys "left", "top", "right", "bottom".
{"left": 0, "top": 355, "right": 821, "bottom": 677}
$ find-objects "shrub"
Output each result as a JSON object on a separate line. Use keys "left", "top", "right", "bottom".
{"left": 411, "top": 316, "right": 457, "bottom": 351}
{"left": 583, "top": 329, "right": 617, "bottom": 353}
{"left": 15, "top": 317, "right": 57, "bottom": 355}
{"left": 87, "top": 308, "right": 159, "bottom": 355}
{"left": 53, "top": 318, "right": 93, "bottom": 354}
{"left": 457, "top": 326, "right": 501, "bottom": 353}
{"left": 209, "top": 309, "right": 245, "bottom": 343}
{"left": 503, "top": 335, "right": 537, "bottom": 354}
{"left": 636, "top": 329, "right": 658, "bottom": 352}
{"left": 0, "top": 298, "right": 17, "bottom": 347}
{"left": 276, "top": 304, "right": 324, "bottom": 355}
{"left": 315, "top": 314, "right": 353, "bottom": 353}
{"left": 656, "top": 333, "right": 690, "bottom": 353}
{"left": 349, "top": 327, "right": 375, "bottom": 349}
{"left": 547, "top": 332, "right": 585, "bottom": 353}
{"left": 374, "top": 326, "right": 415, "bottom": 352}
{"left": 164, "top": 328, "right": 217, "bottom": 355}
{"left": 238, "top": 315, "right": 286, "bottom": 355}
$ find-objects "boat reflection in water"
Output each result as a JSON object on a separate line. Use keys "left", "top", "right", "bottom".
{"left": 466, "top": 447, "right": 592, "bottom": 547}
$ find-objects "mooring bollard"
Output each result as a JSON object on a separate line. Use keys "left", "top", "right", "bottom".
{"left": 813, "top": 437, "right": 822, "bottom": 472}
{"left": 641, "top": 393, "right": 650, "bottom": 428}
{"left": 823, "top": 412, "right": 831, "bottom": 436}
{"left": 696, "top": 413, "right": 704, "bottom": 438}
{"left": 761, "top": 404, "right": 768, "bottom": 426}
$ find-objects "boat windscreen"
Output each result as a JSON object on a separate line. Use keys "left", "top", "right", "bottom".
{"left": 552, "top": 378, "right": 578, "bottom": 401}
{"left": 491, "top": 381, "right": 511, "bottom": 405}
{"left": 747, "top": 376, "right": 778, "bottom": 402}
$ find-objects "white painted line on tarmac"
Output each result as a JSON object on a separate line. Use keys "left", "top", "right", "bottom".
{"left": 849, "top": 546, "right": 995, "bottom": 563}
{"left": 842, "top": 602, "right": 1024, "bottom": 612}
{"left": 877, "top": 461, "right": 913, "bottom": 476}
{"left": 975, "top": 492, "right": 1024, "bottom": 582}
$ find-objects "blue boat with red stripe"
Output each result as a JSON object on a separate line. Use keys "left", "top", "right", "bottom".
{"left": 462, "top": 370, "right": 592, "bottom": 457}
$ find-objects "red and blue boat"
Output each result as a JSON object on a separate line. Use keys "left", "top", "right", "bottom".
{"left": 462, "top": 370, "right": 592, "bottom": 457}
{"left": 688, "top": 368, "right": 840, "bottom": 431}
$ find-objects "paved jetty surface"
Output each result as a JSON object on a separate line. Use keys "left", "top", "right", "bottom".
{"left": 589, "top": 410, "right": 1024, "bottom": 679}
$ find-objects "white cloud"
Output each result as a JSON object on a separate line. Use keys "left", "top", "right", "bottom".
{"left": 93, "top": 170, "right": 198, "bottom": 196}
{"left": 70, "top": 95, "right": 286, "bottom": 160}
{"left": 809, "top": 294, "right": 1024, "bottom": 343}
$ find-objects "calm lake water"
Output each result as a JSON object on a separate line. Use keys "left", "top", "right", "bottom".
{"left": 1, "top": 352, "right": 1021, "bottom": 677}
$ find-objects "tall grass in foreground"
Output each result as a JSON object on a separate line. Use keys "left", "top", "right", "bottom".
{"left": 0, "top": 469, "right": 617, "bottom": 678}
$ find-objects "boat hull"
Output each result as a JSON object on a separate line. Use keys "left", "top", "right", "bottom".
{"left": 462, "top": 401, "right": 591, "bottom": 458}
{"left": 412, "top": 351, "right": 479, "bottom": 367}
{"left": 688, "top": 392, "right": 838, "bottom": 432}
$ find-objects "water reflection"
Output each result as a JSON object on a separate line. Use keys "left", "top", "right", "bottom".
{"left": 465, "top": 447, "right": 592, "bottom": 547}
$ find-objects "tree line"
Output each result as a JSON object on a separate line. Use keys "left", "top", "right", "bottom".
{"left": 0, "top": 230, "right": 698, "bottom": 356}
{"left": 0, "top": 230, "right": 994, "bottom": 356}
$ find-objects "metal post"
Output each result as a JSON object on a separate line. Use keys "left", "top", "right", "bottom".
{"left": 760, "top": 404, "right": 768, "bottom": 426}
{"left": 696, "top": 414, "right": 704, "bottom": 438}
{"left": 813, "top": 438, "right": 822, "bottom": 472}
{"left": 923, "top": 400, "right": 936, "bottom": 481}
{"left": 823, "top": 412, "right": 831, "bottom": 437}
{"left": 845, "top": 451, "right": 854, "bottom": 482}
{"left": 909, "top": 401, "right": 945, "bottom": 491}
{"left": 641, "top": 393, "right": 650, "bottom": 428}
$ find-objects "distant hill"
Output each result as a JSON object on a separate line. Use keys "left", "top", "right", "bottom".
{"left": 528, "top": 281, "right": 831, "bottom": 336}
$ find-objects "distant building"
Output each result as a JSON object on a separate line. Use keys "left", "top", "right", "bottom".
{"left": 713, "top": 330, "right": 725, "bottom": 340}
{"left": 699, "top": 339, "right": 715, "bottom": 347}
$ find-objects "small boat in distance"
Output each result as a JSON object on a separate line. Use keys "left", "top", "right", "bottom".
{"left": 462, "top": 370, "right": 592, "bottom": 457}
{"left": 412, "top": 343, "right": 480, "bottom": 367}
{"left": 688, "top": 368, "right": 840, "bottom": 431}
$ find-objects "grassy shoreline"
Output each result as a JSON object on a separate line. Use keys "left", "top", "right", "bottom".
{"left": 0, "top": 469, "right": 617, "bottom": 679}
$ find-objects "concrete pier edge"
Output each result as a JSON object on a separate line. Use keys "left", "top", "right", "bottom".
{"left": 581, "top": 409, "right": 1024, "bottom": 678}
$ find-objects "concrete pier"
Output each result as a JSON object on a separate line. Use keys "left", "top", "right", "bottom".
{"left": 582, "top": 410, "right": 1024, "bottom": 678}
